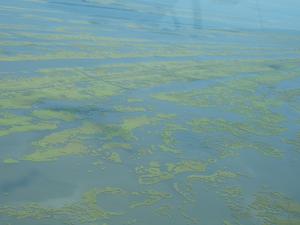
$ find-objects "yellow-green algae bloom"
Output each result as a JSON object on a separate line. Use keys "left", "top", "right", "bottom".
{"left": 114, "top": 106, "right": 146, "bottom": 112}
{"left": 188, "top": 170, "right": 240, "bottom": 183}
{"left": 121, "top": 116, "right": 159, "bottom": 131}
{"left": 130, "top": 190, "right": 171, "bottom": 208}
{"left": 0, "top": 186, "right": 173, "bottom": 223}
{"left": 0, "top": 113, "right": 57, "bottom": 137}
{"left": 159, "top": 123, "right": 185, "bottom": 154}
{"left": 0, "top": 4, "right": 299, "bottom": 225}
{"left": 189, "top": 118, "right": 285, "bottom": 137}
{"left": 173, "top": 182, "right": 195, "bottom": 202}
{"left": 21, "top": 122, "right": 103, "bottom": 162}
{"left": 250, "top": 191, "right": 300, "bottom": 225}
{"left": 117, "top": 116, "right": 162, "bottom": 140}
{"left": 285, "top": 131, "right": 300, "bottom": 153}
{"left": 3, "top": 158, "right": 19, "bottom": 164}
{"left": 0, "top": 187, "right": 124, "bottom": 223}
{"left": 107, "top": 152, "right": 122, "bottom": 163}
{"left": 136, "top": 160, "right": 207, "bottom": 185}
{"left": 23, "top": 142, "right": 88, "bottom": 162}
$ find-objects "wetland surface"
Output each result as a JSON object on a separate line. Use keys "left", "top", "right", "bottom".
{"left": 0, "top": 0, "right": 300, "bottom": 224}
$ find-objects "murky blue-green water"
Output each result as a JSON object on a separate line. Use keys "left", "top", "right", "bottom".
{"left": 1, "top": 0, "right": 300, "bottom": 225}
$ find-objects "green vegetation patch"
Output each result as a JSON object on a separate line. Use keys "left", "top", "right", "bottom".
{"left": 136, "top": 160, "right": 207, "bottom": 185}
{"left": 188, "top": 170, "right": 239, "bottom": 184}
{"left": 3, "top": 158, "right": 19, "bottom": 164}
{"left": 0, "top": 112, "right": 57, "bottom": 137}
{"left": 0, "top": 187, "right": 124, "bottom": 223}
{"left": 250, "top": 191, "right": 300, "bottom": 225}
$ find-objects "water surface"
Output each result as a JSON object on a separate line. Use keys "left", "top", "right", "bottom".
{"left": 0, "top": 0, "right": 300, "bottom": 225}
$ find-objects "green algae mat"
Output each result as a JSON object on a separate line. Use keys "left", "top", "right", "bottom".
{"left": 1, "top": 0, "right": 300, "bottom": 225}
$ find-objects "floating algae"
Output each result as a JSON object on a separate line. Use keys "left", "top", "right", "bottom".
{"left": 31, "top": 109, "right": 77, "bottom": 121}
{"left": 0, "top": 67, "right": 122, "bottom": 111}
{"left": 0, "top": 187, "right": 124, "bottom": 223}
{"left": 136, "top": 160, "right": 207, "bottom": 185}
{"left": 223, "top": 220, "right": 234, "bottom": 225}
{"left": 162, "top": 124, "right": 185, "bottom": 146}
{"left": 0, "top": 113, "right": 32, "bottom": 126}
{"left": 250, "top": 191, "right": 300, "bottom": 225}
{"left": 155, "top": 205, "right": 172, "bottom": 218}
{"left": 179, "top": 205, "right": 200, "bottom": 225}
{"left": 160, "top": 124, "right": 185, "bottom": 154}
{"left": 1, "top": 1, "right": 300, "bottom": 224}
{"left": 102, "top": 143, "right": 132, "bottom": 152}
{"left": 190, "top": 117, "right": 285, "bottom": 138}
{"left": 127, "top": 98, "right": 143, "bottom": 103}
{"left": 150, "top": 60, "right": 296, "bottom": 140}
{"left": 219, "top": 187, "right": 243, "bottom": 199}
{"left": 121, "top": 116, "right": 158, "bottom": 131}
{"left": 114, "top": 106, "right": 146, "bottom": 113}
{"left": 185, "top": 116, "right": 285, "bottom": 158}
{"left": 0, "top": 121, "right": 57, "bottom": 137}
{"left": 23, "top": 141, "right": 88, "bottom": 162}
{"left": 117, "top": 116, "right": 161, "bottom": 140}
{"left": 2, "top": 29, "right": 265, "bottom": 62}
{"left": 130, "top": 190, "right": 171, "bottom": 208}
{"left": 173, "top": 182, "right": 195, "bottom": 202}
{"left": 285, "top": 132, "right": 300, "bottom": 153}
{"left": 22, "top": 123, "right": 103, "bottom": 162}
{"left": 159, "top": 145, "right": 181, "bottom": 154}
{"left": 3, "top": 158, "right": 19, "bottom": 164}
{"left": 167, "top": 161, "right": 206, "bottom": 175}
{"left": 136, "top": 161, "right": 174, "bottom": 185}
{"left": 0, "top": 186, "right": 174, "bottom": 223}
{"left": 33, "top": 123, "right": 102, "bottom": 148}
{"left": 135, "top": 148, "right": 154, "bottom": 159}
{"left": 201, "top": 135, "right": 282, "bottom": 158}
{"left": 188, "top": 170, "right": 239, "bottom": 184}
{"left": 0, "top": 112, "right": 57, "bottom": 137}
{"left": 107, "top": 152, "right": 122, "bottom": 163}
{"left": 80, "top": 59, "right": 279, "bottom": 91}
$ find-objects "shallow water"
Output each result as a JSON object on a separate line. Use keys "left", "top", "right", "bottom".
{"left": 1, "top": 0, "right": 300, "bottom": 225}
